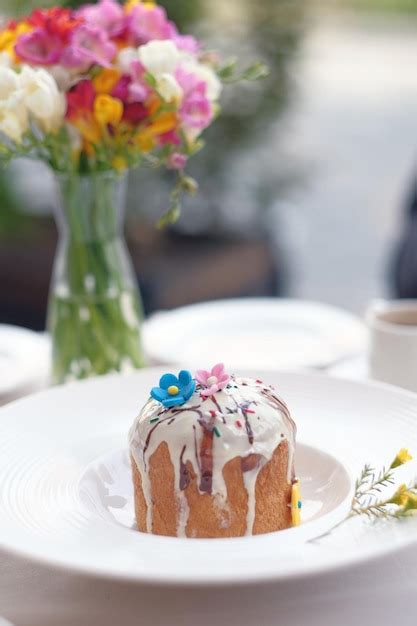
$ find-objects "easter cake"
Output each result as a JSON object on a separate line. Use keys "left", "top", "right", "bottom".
{"left": 129, "top": 364, "right": 300, "bottom": 538}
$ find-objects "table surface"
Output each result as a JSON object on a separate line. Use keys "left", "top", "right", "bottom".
{"left": 1, "top": 357, "right": 417, "bottom": 626}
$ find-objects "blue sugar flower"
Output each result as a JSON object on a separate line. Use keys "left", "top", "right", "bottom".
{"left": 151, "top": 370, "right": 196, "bottom": 408}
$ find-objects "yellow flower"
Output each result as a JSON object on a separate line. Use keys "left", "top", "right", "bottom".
{"left": 72, "top": 117, "right": 101, "bottom": 144}
{"left": 0, "top": 23, "right": 32, "bottom": 61}
{"left": 93, "top": 69, "right": 121, "bottom": 95}
{"left": 389, "top": 484, "right": 409, "bottom": 507}
{"left": 124, "top": 0, "right": 155, "bottom": 12}
{"left": 93, "top": 95, "right": 123, "bottom": 126}
{"left": 134, "top": 129, "right": 155, "bottom": 152}
{"left": 390, "top": 448, "right": 413, "bottom": 470}
{"left": 112, "top": 156, "right": 127, "bottom": 171}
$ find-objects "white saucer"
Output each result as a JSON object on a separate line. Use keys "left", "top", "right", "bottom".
{"left": 0, "top": 368, "right": 416, "bottom": 586}
{"left": 0, "top": 325, "right": 50, "bottom": 403}
{"left": 142, "top": 299, "right": 367, "bottom": 370}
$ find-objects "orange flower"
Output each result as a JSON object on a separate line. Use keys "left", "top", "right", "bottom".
{"left": 93, "top": 69, "right": 121, "bottom": 95}
{"left": 148, "top": 112, "right": 177, "bottom": 135}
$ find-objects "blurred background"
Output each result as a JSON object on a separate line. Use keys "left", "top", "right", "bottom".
{"left": 1, "top": 0, "right": 417, "bottom": 329}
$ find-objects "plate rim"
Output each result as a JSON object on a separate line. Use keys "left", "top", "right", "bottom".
{"left": 142, "top": 298, "right": 367, "bottom": 368}
{"left": 1, "top": 368, "right": 417, "bottom": 587}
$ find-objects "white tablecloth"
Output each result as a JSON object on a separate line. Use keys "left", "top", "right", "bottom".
{"left": 2, "top": 358, "right": 417, "bottom": 626}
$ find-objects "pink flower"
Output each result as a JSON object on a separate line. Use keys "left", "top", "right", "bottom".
{"left": 176, "top": 67, "right": 213, "bottom": 130}
{"left": 195, "top": 364, "right": 230, "bottom": 397}
{"left": 60, "top": 24, "right": 117, "bottom": 70}
{"left": 77, "top": 0, "right": 126, "bottom": 38}
{"left": 167, "top": 152, "right": 187, "bottom": 169}
{"left": 127, "top": 4, "right": 173, "bottom": 46}
{"left": 15, "top": 30, "right": 63, "bottom": 66}
{"left": 173, "top": 34, "right": 200, "bottom": 54}
{"left": 111, "top": 76, "right": 131, "bottom": 102}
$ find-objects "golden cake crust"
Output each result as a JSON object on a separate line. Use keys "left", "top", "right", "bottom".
{"left": 131, "top": 439, "right": 292, "bottom": 538}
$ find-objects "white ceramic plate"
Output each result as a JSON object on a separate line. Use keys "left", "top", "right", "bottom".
{"left": 0, "top": 325, "right": 50, "bottom": 403}
{"left": 0, "top": 368, "right": 416, "bottom": 586}
{"left": 142, "top": 299, "right": 367, "bottom": 370}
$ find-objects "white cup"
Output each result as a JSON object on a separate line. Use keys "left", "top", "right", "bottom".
{"left": 367, "top": 299, "right": 417, "bottom": 392}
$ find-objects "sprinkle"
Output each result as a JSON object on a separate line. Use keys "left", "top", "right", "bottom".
{"left": 150, "top": 417, "right": 159, "bottom": 423}
{"left": 298, "top": 500, "right": 302, "bottom": 509}
{"left": 209, "top": 410, "right": 216, "bottom": 418}
{"left": 236, "top": 420, "right": 242, "bottom": 428}
{"left": 244, "top": 409, "right": 255, "bottom": 414}
{"left": 213, "top": 426, "right": 221, "bottom": 437}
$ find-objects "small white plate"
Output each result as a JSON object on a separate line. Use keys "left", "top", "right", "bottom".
{"left": 142, "top": 299, "right": 367, "bottom": 370}
{"left": 0, "top": 325, "right": 50, "bottom": 403}
{"left": 0, "top": 368, "right": 416, "bottom": 586}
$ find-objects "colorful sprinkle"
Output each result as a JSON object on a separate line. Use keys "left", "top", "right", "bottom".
{"left": 236, "top": 420, "right": 242, "bottom": 428}
{"left": 213, "top": 426, "right": 221, "bottom": 438}
{"left": 243, "top": 408, "right": 255, "bottom": 414}
{"left": 150, "top": 417, "right": 159, "bottom": 423}
{"left": 209, "top": 410, "right": 217, "bottom": 417}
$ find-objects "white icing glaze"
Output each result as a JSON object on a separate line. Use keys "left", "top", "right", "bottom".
{"left": 128, "top": 376, "right": 296, "bottom": 536}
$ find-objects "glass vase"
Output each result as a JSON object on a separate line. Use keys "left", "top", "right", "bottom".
{"left": 47, "top": 171, "right": 145, "bottom": 384}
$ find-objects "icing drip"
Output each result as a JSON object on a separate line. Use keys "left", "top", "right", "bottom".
{"left": 128, "top": 376, "right": 297, "bottom": 536}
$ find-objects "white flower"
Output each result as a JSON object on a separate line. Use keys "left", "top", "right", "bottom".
{"left": 117, "top": 47, "right": 138, "bottom": 74}
{"left": 157, "top": 73, "right": 183, "bottom": 103}
{"left": 0, "top": 67, "right": 27, "bottom": 143}
{"left": 137, "top": 41, "right": 183, "bottom": 103}
{"left": 181, "top": 58, "right": 222, "bottom": 101}
{"left": 0, "top": 51, "right": 12, "bottom": 68}
{"left": 137, "top": 40, "right": 180, "bottom": 76}
{"left": 18, "top": 66, "right": 66, "bottom": 133}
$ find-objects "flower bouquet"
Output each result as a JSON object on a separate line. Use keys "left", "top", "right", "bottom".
{"left": 0, "top": 0, "right": 266, "bottom": 383}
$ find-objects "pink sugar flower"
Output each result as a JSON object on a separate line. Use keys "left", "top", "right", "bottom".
{"left": 195, "top": 363, "right": 230, "bottom": 398}
{"left": 77, "top": 0, "right": 126, "bottom": 38}
{"left": 60, "top": 24, "right": 117, "bottom": 70}
{"left": 15, "top": 30, "right": 62, "bottom": 66}
{"left": 127, "top": 4, "right": 173, "bottom": 46}
{"left": 176, "top": 67, "right": 213, "bottom": 130}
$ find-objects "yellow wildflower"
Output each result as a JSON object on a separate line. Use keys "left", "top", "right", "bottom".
{"left": 112, "top": 156, "right": 127, "bottom": 171}
{"left": 93, "top": 69, "right": 121, "bottom": 95}
{"left": 94, "top": 95, "right": 123, "bottom": 126}
{"left": 402, "top": 492, "right": 417, "bottom": 514}
{"left": 389, "top": 484, "right": 409, "bottom": 507}
{"left": 390, "top": 448, "right": 413, "bottom": 470}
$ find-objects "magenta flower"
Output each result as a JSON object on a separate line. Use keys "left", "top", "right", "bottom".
{"left": 176, "top": 68, "right": 213, "bottom": 130}
{"left": 127, "top": 4, "right": 173, "bottom": 46}
{"left": 77, "top": 0, "right": 126, "bottom": 38}
{"left": 60, "top": 24, "right": 117, "bottom": 70}
{"left": 15, "top": 30, "right": 62, "bottom": 66}
{"left": 195, "top": 364, "right": 230, "bottom": 398}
